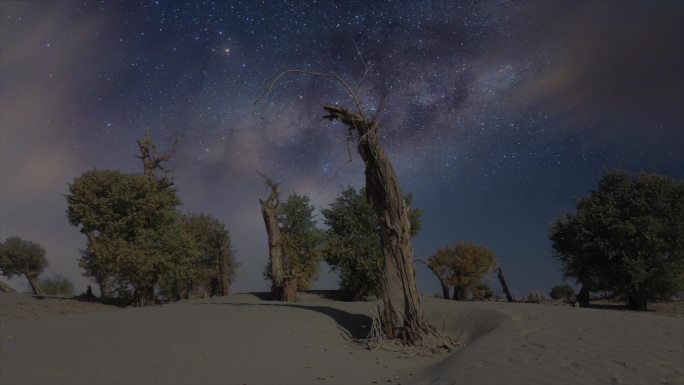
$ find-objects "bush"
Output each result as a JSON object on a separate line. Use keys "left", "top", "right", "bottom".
{"left": 40, "top": 274, "right": 74, "bottom": 296}
{"left": 549, "top": 284, "right": 576, "bottom": 303}
{"left": 474, "top": 283, "right": 494, "bottom": 301}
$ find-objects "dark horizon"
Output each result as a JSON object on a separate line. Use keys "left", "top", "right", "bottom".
{"left": 1, "top": 1, "right": 682, "bottom": 298}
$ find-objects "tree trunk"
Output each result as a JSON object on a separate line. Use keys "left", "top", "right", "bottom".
{"left": 283, "top": 276, "right": 298, "bottom": 302}
{"left": 133, "top": 285, "right": 155, "bottom": 307}
{"left": 576, "top": 284, "right": 590, "bottom": 307}
{"left": 497, "top": 268, "right": 514, "bottom": 302}
{"left": 217, "top": 232, "right": 230, "bottom": 296}
{"left": 626, "top": 293, "right": 647, "bottom": 311}
{"left": 97, "top": 275, "right": 112, "bottom": 299}
{"left": 323, "top": 105, "right": 442, "bottom": 346}
{"left": 452, "top": 285, "right": 466, "bottom": 301}
{"left": 259, "top": 173, "right": 292, "bottom": 301}
{"left": 26, "top": 273, "right": 43, "bottom": 295}
{"left": 420, "top": 260, "right": 451, "bottom": 300}
{"left": 440, "top": 281, "right": 450, "bottom": 300}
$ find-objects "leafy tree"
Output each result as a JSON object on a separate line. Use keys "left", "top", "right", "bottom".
{"left": 549, "top": 284, "right": 576, "bottom": 303}
{"left": 550, "top": 170, "right": 684, "bottom": 311}
{"left": 0, "top": 236, "right": 48, "bottom": 295}
{"left": 426, "top": 242, "right": 497, "bottom": 300}
{"left": 66, "top": 170, "right": 199, "bottom": 306}
{"left": 41, "top": 274, "right": 74, "bottom": 296}
{"left": 321, "top": 187, "right": 422, "bottom": 300}
{"left": 180, "top": 213, "right": 238, "bottom": 297}
{"left": 277, "top": 192, "right": 322, "bottom": 289}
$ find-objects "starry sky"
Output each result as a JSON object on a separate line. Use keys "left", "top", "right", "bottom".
{"left": 1, "top": 1, "right": 682, "bottom": 297}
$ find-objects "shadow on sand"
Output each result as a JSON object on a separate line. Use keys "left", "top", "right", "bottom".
{"left": 196, "top": 301, "right": 374, "bottom": 340}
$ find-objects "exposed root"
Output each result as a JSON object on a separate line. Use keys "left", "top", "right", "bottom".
{"left": 359, "top": 305, "right": 461, "bottom": 357}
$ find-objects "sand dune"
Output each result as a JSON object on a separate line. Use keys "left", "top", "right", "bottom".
{"left": 1, "top": 293, "right": 682, "bottom": 385}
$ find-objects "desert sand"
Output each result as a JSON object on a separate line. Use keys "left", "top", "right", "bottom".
{"left": 0, "top": 292, "right": 682, "bottom": 385}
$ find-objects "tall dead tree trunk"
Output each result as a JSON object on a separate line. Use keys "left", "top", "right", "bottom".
{"left": 323, "top": 105, "right": 445, "bottom": 346}
{"left": 497, "top": 267, "right": 514, "bottom": 302}
{"left": 25, "top": 273, "right": 43, "bottom": 295}
{"left": 258, "top": 173, "right": 296, "bottom": 301}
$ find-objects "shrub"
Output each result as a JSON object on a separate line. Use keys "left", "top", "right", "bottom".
{"left": 40, "top": 274, "right": 74, "bottom": 296}
{"left": 549, "top": 284, "right": 576, "bottom": 303}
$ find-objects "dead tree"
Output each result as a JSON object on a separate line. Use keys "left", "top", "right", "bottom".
{"left": 258, "top": 69, "right": 454, "bottom": 348}
{"left": 136, "top": 128, "right": 180, "bottom": 189}
{"left": 497, "top": 267, "right": 514, "bottom": 302}
{"left": 258, "top": 172, "right": 297, "bottom": 301}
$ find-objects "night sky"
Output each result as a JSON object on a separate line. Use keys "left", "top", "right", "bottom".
{"left": 1, "top": 1, "right": 682, "bottom": 297}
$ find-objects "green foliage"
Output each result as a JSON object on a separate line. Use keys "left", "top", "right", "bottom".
{"left": 550, "top": 170, "right": 684, "bottom": 310}
{"left": 40, "top": 274, "right": 74, "bottom": 296}
{"left": 0, "top": 236, "right": 48, "bottom": 279}
{"left": 549, "top": 284, "right": 576, "bottom": 302}
{"left": 428, "top": 242, "right": 497, "bottom": 300}
{"left": 180, "top": 213, "right": 238, "bottom": 297}
{"left": 66, "top": 170, "right": 200, "bottom": 305}
{"left": 321, "top": 187, "right": 423, "bottom": 300}
{"left": 277, "top": 192, "right": 322, "bottom": 289}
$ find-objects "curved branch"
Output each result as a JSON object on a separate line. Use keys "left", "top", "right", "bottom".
{"left": 254, "top": 69, "right": 367, "bottom": 123}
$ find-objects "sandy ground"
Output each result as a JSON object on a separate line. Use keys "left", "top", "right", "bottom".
{"left": 0, "top": 293, "right": 682, "bottom": 385}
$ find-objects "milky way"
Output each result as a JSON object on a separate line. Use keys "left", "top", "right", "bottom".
{"left": 1, "top": 1, "right": 682, "bottom": 296}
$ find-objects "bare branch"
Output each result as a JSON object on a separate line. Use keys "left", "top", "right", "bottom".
{"left": 255, "top": 69, "right": 367, "bottom": 123}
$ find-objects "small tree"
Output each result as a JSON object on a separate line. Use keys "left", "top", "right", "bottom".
{"left": 278, "top": 192, "right": 322, "bottom": 289}
{"left": 41, "top": 274, "right": 74, "bottom": 296}
{"left": 551, "top": 170, "right": 684, "bottom": 311}
{"left": 426, "top": 242, "right": 497, "bottom": 300}
{"left": 322, "top": 187, "right": 422, "bottom": 300}
{"left": 0, "top": 236, "right": 48, "bottom": 295}
{"left": 181, "top": 213, "right": 238, "bottom": 297}
{"left": 549, "top": 284, "right": 576, "bottom": 303}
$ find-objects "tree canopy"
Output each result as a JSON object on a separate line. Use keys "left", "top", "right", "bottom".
{"left": 426, "top": 241, "right": 497, "bottom": 300}
{"left": 66, "top": 169, "right": 200, "bottom": 305}
{"left": 180, "top": 213, "right": 238, "bottom": 297}
{"left": 0, "top": 236, "right": 49, "bottom": 295}
{"left": 550, "top": 170, "right": 684, "bottom": 311}
{"left": 321, "top": 187, "right": 422, "bottom": 300}
{"left": 278, "top": 192, "right": 322, "bottom": 289}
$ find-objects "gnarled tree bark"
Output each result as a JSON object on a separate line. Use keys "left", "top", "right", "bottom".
{"left": 258, "top": 172, "right": 297, "bottom": 301}
{"left": 257, "top": 68, "right": 454, "bottom": 348}
{"left": 323, "top": 105, "right": 444, "bottom": 346}
{"left": 26, "top": 273, "right": 43, "bottom": 295}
